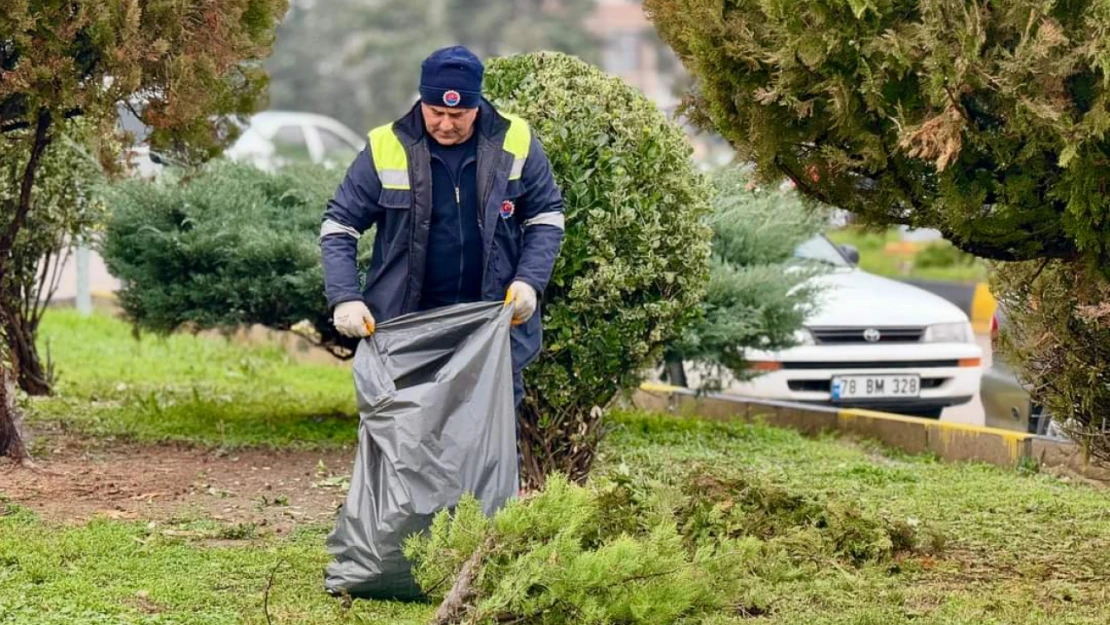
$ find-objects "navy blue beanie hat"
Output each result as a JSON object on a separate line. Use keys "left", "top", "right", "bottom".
{"left": 420, "top": 46, "right": 484, "bottom": 109}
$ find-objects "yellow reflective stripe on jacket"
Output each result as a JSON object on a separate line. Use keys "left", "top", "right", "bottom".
{"left": 368, "top": 124, "right": 410, "bottom": 190}
{"left": 502, "top": 114, "right": 531, "bottom": 180}
{"left": 367, "top": 115, "right": 531, "bottom": 187}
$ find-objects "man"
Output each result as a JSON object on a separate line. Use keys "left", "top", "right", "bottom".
{"left": 319, "top": 46, "right": 565, "bottom": 408}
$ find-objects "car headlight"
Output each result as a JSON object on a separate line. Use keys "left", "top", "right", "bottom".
{"left": 923, "top": 322, "right": 973, "bottom": 344}
{"left": 794, "top": 328, "right": 816, "bottom": 346}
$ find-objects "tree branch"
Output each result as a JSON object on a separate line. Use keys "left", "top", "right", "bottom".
{"left": 431, "top": 535, "right": 496, "bottom": 625}
{"left": 615, "top": 567, "right": 683, "bottom": 585}
{"left": 934, "top": 222, "right": 1077, "bottom": 262}
{"left": 0, "top": 109, "right": 52, "bottom": 273}
{"left": 786, "top": 132, "right": 1079, "bottom": 262}
{"left": 0, "top": 107, "right": 80, "bottom": 134}
{"left": 263, "top": 557, "right": 287, "bottom": 625}
{"left": 1029, "top": 257, "right": 1052, "bottom": 286}
{"left": 943, "top": 85, "right": 972, "bottom": 125}
{"left": 29, "top": 242, "right": 71, "bottom": 330}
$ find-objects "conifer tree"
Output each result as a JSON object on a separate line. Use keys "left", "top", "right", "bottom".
{"left": 0, "top": 0, "right": 288, "bottom": 460}
{"left": 646, "top": 0, "right": 1110, "bottom": 455}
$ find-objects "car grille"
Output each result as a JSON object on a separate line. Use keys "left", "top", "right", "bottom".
{"left": 781, "top": 360, "right": 959, "bottom": 370}
{"left": 809, "top": 326, "right": 925, "bottom": 344}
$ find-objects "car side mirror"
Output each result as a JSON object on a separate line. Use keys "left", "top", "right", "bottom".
{"left": 839, "top": 244, "right": 860, "bottom": 266}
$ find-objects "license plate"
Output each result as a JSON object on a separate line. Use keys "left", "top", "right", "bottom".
{"left": 831, "top": 375, "right": 920, "bottom": 400}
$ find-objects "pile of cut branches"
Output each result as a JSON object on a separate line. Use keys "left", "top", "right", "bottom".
{"left": 406, "top": 468, "right": 941, "bottom": 624}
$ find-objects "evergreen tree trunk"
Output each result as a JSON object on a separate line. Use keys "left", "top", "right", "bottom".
{"left": 517, "top": 398, "right": 604, "bottom": 491}
{"left": 1, "top": 108, "right": 54, "bottom": 397}
{"left": 1, "top": 304, "right": 49, "bottom": 395}
{"left": 0, "top": 109, "right": 53, "bottom": 460}
{"left": 0, "top": 357, "right": 28, "bottom": 461}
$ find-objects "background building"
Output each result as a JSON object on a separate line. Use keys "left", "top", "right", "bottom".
{"left": 588, "top": 0, "right": 680, "bottom": 109}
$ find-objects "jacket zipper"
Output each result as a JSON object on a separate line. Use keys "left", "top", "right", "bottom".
{"left": 478, "top": 147, "right": 499, "bottom": 270}
{"left": 449, "top": 166, "right": 465, "bottom": 303}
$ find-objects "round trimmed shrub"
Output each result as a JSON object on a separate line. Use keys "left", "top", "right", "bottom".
{"left": 484, "top": 52, "right": 712, "bottom": 486}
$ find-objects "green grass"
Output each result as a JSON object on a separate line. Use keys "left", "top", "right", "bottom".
{"left": 0, "top": 508, "right": 430, "bottom": 625}
{"left": 827, "top": 227, "right": 989, "bottom": 283}
{"left": 596, "top": 413, "right": 1110, "bottom": 624}
{"left": 4, "top": 309, "right": 1109, "bottom": 624}
{"left": 30, "top": 309, "right": 357, "bottom": 449}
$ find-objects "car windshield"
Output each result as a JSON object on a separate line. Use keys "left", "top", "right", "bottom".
{"left": 793, "top": 235, "right": 850, "bottom": 267}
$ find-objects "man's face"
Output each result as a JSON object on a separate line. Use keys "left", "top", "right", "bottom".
{"left": 421, "top": 103, "right": 479, "bottom": 145}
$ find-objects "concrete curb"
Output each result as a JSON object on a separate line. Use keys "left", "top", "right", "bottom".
{"left": 899, "top": 279, "right": 997, "bottom": 334}
{"left": 634, "top": 383, "right": 1104, "bottom": 480}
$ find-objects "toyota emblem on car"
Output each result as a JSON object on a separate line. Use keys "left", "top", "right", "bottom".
{"left": 863, "top": 328, "right": 882, "bottom": 343}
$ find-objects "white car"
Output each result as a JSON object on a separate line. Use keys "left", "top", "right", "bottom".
{"left": 117, "top": 107, "right": 365, "bottom": 176}
{"left": 722, "top": 235, "right": 982, "bottom": 418}
{"left": 223, "top": 111, "right": 365, "bottom": 171}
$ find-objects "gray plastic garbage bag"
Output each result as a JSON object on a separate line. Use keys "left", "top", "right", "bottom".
{"left": 324, "top": 302, "right": 519, "bottom": 600}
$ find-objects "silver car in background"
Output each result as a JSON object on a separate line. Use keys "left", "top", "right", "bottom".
{"left": 981, "top": 307, "right": 1053, "bottom": 435}
{"left": 223, "top": 111, "right": 365, "bottom": 171}
{"left": 117, "top": 105, "right": 364, "bottom": 176}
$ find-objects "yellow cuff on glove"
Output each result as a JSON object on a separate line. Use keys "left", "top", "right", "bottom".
{"left": 504, "top": 281, "right": 537, "bottom": 326}
{"left": 333, "top": 300, "right": 375, "bottom": 337}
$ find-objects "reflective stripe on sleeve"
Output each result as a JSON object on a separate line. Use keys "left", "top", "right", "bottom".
{"left": 523, "top": 212, "right": 565, "bottom": 231}
{"left": 320, "top": 218, "right": 361, "bottom": 240}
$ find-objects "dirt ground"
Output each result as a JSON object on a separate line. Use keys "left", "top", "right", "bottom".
{"left": 0, "top": 424, "right": 358, "bottom": 535}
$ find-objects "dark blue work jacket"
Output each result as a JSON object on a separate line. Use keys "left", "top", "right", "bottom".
{"left": 319, "top": 99, "right": 565, "bottom": 372}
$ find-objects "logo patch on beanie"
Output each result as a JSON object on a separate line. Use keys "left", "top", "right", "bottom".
{"left": 443, "top": 90, "right": 462, "bottom": 107}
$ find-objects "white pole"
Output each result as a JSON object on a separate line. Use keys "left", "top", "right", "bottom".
{"left": 75, "top": 244, "right": 91, "bottom": 315}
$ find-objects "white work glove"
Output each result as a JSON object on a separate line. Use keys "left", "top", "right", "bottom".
{"left": 333, "top": 300, "right": 375, "bottom": 338}
{"left": 505, "top": 281, "right": 537, "bottom": 326}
